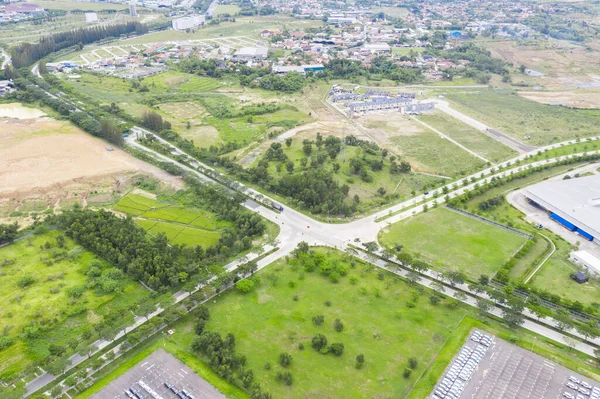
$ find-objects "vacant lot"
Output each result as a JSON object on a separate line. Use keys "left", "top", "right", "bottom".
{"left": 379, "top": 208, "right": 528, "bottom": 277}
{"left": 0, "top": 109, "right": 177, "bottom": 198}
{"left": 418, "top": 111, "right": 517, "bottom": 163}
{"left": 0, "top": 231, "right": 149, "bottom": 380}
{"left": 444, "top": 89, "right": 600, "bottom": 146}
{"left": 200, "top": 249, "right": 467, "bottom": 398}
{"left": 114, "top": 192, "right": 227, "bottom": 248}
{"left": 359, "top": 113, "right": 486, "bottom": 177}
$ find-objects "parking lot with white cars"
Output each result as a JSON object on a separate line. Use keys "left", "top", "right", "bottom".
{"left": 431, "top": 329, "right": 600, "bottom": 399}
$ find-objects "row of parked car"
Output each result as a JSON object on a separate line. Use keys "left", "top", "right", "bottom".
{"left": 564, "top": 376, "right": 600, "bottom": 399}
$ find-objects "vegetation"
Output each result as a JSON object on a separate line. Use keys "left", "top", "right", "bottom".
{"left": 379, "top": 208, "right": 528, "bottom": 278}
{"left": 0, "top": 230, "right": 151, "bottom": 381}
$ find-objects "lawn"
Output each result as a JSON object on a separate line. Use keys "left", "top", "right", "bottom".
{"left": 213, "top": 4, "right": 241, "bottom": 16}
{"left": 114, "top": 192, "right": 228, "bottom": 248}
{"left": 200, "top": 249, "right": 467, "bottom": 398}
{"left": 379, "top": 208, "right": 528, "bottom": 278}
{"left": 26, "top": 0, "right": 129, "bottom": 10}
{"left": 0, "top": 231, "right": 149, "bottom": 381}
{"left": 530, "top": 245, "right": 600, "bottom": 306}
{"left": 444, "top": 89, "right": 600, "bottom": 146}
{"left": 418, "top": 111, "right": 517, "bottom": 163}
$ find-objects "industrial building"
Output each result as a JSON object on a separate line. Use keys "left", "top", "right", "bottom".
{"left": 570, "top": 250, "right": 600, "bottom": 277}
{"left": 234, "top": 47, "right": 268, "bottom": 60}
{"left": 172, "top": 15, "right": 205, "bottom": 31}
{"left": 524, "top": 175, "right": 600, "bottom": 242}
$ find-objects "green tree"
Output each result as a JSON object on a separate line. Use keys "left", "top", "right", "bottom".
{"left": 279, "top": 352, "right": 292, "bottom": 367}
{"left": 236, "top": 279, "right": 255, "bottom": 293}
{"left": 355, "top": 353, "right": 365, "bottom": 369}
{"left": 334, "top": 318, "right": 344, "bottom": 332}
{"left": 311, "top": 334, "right": 328, "bottom": 350}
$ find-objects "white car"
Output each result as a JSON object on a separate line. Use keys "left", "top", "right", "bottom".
{"left": 570, "top": 376, "right": 581, "bottom": 384}
{"left": 582, "top": 382, "right": 592, "bottom": 390}
{"left": 564, "top": 393, "right": 574, "bottom": 399}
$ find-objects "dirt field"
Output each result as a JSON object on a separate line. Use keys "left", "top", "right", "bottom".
{"left": 482, "top": 39, "right": 600, "bottom": 92}
{"left": 0, "top": 112, "right": 184, "bottom": 225}
{"left": 517, "top": 90, "right": 600, "bottom": 109}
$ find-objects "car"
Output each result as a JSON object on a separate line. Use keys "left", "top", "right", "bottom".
{"left": 582, "top": 382, "right": 592, "bottom": 390}
{"left": 564, "top": 393, "right": 574, "bottom": 399}
{"left": 570, "top": 377, "right": 581, "bottom": 384}
{"left": 579, "top": 388, "right": 590, "bottom": 395}
{"left": 568, "top": 382, "right": 579, "bottom": 390}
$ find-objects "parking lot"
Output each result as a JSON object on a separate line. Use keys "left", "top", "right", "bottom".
{"left": 91, "top": 349, "right": 226, "bottom": 399}
{"left": 431, "top": 329, "right": 600, "bottom": 399}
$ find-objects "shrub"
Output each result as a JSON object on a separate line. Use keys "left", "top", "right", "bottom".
{"left": 334, "top": 319, "right": 344, "bottom": 332}
{"left": 311, "top": 334, "right": 328, "bottom": 350}
{"left": 403, "top": 368, "right": 411, "bottom": 378}
{"left": 355, "top": 353, "right": 365, "bottom": 369}
{"left": 235, "top": 279, "right": 255, "bottom": 293}
{"left": 279, "top": 352, "right": 292, "bottom": 367}
{"left": 408, "top": 357, "right": 418, "bottom": 369}
{"left": 312, "top": 315, "right": 324, "bottom": 326}
{"left": 330, "top": 342, "right": 344, "bottom": 356}
{"left": 17, "top": 276, "right": 36, "bottom": 288}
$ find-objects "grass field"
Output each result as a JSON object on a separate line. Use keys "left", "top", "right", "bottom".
{"left": 0, "top": 231, "right": 149, "bottom": 381}
{"left": 444, "top": 89, "right": 600, "bottom": 146}
{"left": 73, "top": 250, "right": 600, "bottom": 399}
{"left": 379, "top": 208, "right": 528, "bottom": 278}
{"left": 113, "top": 192, "right": 227, "bottom": 248}
{"left": 213, "top": 4, "right": 241, "bottom": 16}
{"left": 26, "top": 0, "right": 129, "bottom": 11}
{"left": 361, "top": 114, "right": 487, "bottom": 177}
{"left": 200, "top": 249, "right": 467, "bottom": 398}
{"left": 418, "top": 111, "right": 518, "bottom": 163}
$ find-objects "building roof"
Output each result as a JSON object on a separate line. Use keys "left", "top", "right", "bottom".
{"left": 525, "top": 175, "right": 600, "bottom": 239}
{"left": 235, "top": 47, "right": 268, "bottom": 58}
{"left": 572, "top": 250, "right": 600, "bottom": 275}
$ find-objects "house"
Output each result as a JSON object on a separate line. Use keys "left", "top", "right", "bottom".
{"left": 0, "top": 80, "right": 15, "bottom": 96}
{"left": 260, "top": 30, "right": 272, "bottom": 38}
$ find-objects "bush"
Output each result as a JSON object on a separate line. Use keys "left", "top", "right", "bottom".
{"left": 0, "top": 336, "right": 15, "bottom": 350}
{"left": 17, "top": 276, "right": 36, "bottom": 288}
{"left": 408, "top": 357, "right": 418, "bottom": 369}
{"left": 264, "top": 362, "right": 271, "bottom": 370}
{"left": 298, "top": 343, "right": 304, "bottom": 350}
{"left": 276, "top": 371, "right": 293, "bottom": 386}
{"left": 235, "top": 279, "right": 255, "bottom": 293}
{"left": 312, "top": 315, "right": 325, "bottom": 326}
{"left": 330, "top": 342, "right": 344, "bottom": 356}
{"left": 311, "top": 334, "right": 328, "bottom": 350}
{"left": 355, "top": 353, "right": 365, "bottom": 369}
{"left": 403, "top": 368, "right": 411, "bottom": 378}
{"left": 279, "top": 352, "right": 292, "bottom": 367}
{"left": 334, "top": 318, "right": 344, "bottom": 332}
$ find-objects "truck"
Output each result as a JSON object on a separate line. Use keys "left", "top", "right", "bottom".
{"left": 271, "top": 201, "right": 284, "bottom": 212}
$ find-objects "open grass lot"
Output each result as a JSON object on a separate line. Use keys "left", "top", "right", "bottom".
{"left": 443, "top": 89, "right": 600, "bottom": 146}
{"left": 120, "top": 16, "right": 324, "bottom": 43}
{"left": 530, "top": 245, "right": 600, "bottom": 306}
{"left": 26, "top": 0, "right": 129, "bottom": 11}
{"left": 74, "top": 251, "right": 600, "bottom": 399}
{"left": 201, "top": 249, "right": 468, "bottom": 398}
{"left": 114, "top": 192, "right": 228, "bottom": 248}
{"left": 143, "top": 71, "right": 223, "bottom": 93}
{"left": 213, "top": 4, "right": 241, "bottom": 16}
{"left": 379, "top": 208, "right": 528, "bottom": 278}
{"left": 0, "top": 231, "right": 149, "bottom": 380}
{"left": 360, "top": 113, "right": 486, "bottom": 178}
{"left": 418, "top": 111, "right": 517, "bottom": 163}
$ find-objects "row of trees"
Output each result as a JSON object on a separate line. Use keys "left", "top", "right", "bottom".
{"left": 11, "top": 21, "right": 148, "bottom": 67}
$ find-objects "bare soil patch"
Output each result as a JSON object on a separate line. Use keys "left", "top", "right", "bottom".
{"left": 518, "top": 91, "right": 600, "bottom": 109}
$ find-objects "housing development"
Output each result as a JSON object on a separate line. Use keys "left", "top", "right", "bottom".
{"left": 2, "top": 0, "right": 600, "bottom": 398}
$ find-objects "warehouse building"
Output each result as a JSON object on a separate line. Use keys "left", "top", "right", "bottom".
{"left": 172, "top": 15, "right": 205, "bottom": 31}
{"left": 524, "top": 175, "right": 600, "bottom": 242}
{"left": 234, "top": 47, "right": 268, "bottom": 60}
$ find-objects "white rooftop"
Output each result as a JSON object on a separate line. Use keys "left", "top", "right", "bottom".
{"left": 525, "top": 175, "right": 600, "bottom": 238}
{"left": 571, "top": 250, "right": 600, "bottom": 275}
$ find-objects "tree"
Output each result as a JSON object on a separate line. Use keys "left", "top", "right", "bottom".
{"left": 285, "top": 138, "right": 293, "bottom": 147}
{"left": 236, "top": 279, "right": 255, "bottom": 293}
{"left": 554, "top": 309, "right": 574, "bottom": 332}
{"left": 377, "top": 187, "right": 387, "bottom": 197}
{"left": 330, "top": 342, "right": 344, "bottom": 356}
{"left": 429, "top": 295, "right": 441, "bottom": 305}
{"left": 403, "top": 368, "right": 411, "bottom": 378}
{"left": 478, "top": 275, "right": 489, "bottom": 285}
{"left": 286, "top": 160, "right": 294, "bottom": 173}
{"left": 311, "top": 334, "right": 328, "bottom": 350}
{"left": 444, "top": 271, "right": 465, "bottom": 287}
{"left": 408, "top": 357, "right": 418, "bottom": 369}
{"left": 312, "top": 315, "right": 325, "bottom": 326}
{"left": 334, "top": 319, "right": 344, "bottom": 332}
{"left": 303, "top": 143, "right": 312, "bottom": 155}
{"left": 502, "top": 308, "right": 524, "bottom": 329}
{"left": 355, "top": 354, "right": 365, "bottom": 369}
{"left": 476, "top": 298, "right": 493, "bottom": 316}
{"left": 136, "top": 301, "right": 156, "bottom": 321}
{"left": 279, "top": 352, "right": 292, "bottom": 367}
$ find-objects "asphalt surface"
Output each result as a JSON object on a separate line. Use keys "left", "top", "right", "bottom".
{"left": 91, "top": 348, "right": 226, "bottom": 399}
{"left": 435, "top": 329, "right": 600, "bottom": 399}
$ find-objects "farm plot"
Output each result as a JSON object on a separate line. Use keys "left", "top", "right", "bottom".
{"left": 114, "top": 192, "right": 226, "bottom": 248}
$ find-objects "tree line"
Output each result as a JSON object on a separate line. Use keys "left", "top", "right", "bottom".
{"left": 11, "top": 21, "right": 148, "bottom": 68}
{"left": 0, "top": 222, "right": 19, "bottom": 245}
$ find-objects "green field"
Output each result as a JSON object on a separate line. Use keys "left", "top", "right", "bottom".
{"left": 418, "top": 111, "right": 518, "bottom": 163}
{"left": 200, "top": 249, "right": 467, "bottom": 398}
{"left": 444, "top": 89, "right": 600, "bottom": 146}
{"left": 213, "top": 4, "right": 241, "bottom": 16}
{"left": 0, "top": 231, "right": 150, "bottom": 380}
{"left": 113, "top": 192, "right": 227, "bottom": 248}
{"left": 379, "top": 208, "right": 528, "bottom": 278}
{"left": 26, "top": 0, "right": 129, "bottom": 11}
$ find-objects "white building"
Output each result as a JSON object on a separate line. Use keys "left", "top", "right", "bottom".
{"left": 172, "top": 15, "right": 205, "bottom": 30}
{"left": 570, "top": 250, "right": 600, "bottom": 276}
{"left": 234, "top": 47, "right": 268, "bottom": 60}
{"left": 362, "top": 43, "right": 391, "bottom": 53}
{"left": 85, "top": 12, "right": 98, "bottom": 23}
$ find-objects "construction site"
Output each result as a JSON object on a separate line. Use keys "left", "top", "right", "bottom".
{"left": 329, "top": 86, "right": 435, "bottom": 117}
